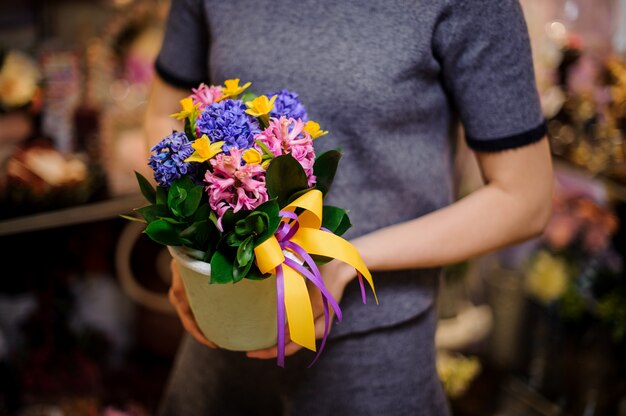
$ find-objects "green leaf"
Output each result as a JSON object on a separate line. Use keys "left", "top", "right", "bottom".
{"left": 311, "top": 254, "right": 335, "bottom": 266}
{"left": 236, "top": 236, "right": 254, "bottom": 268}
{"left": 247, "top": 212, "right": 268, "bottom": 235}
{"left": 135, "top": 171, "right": 156, "bottom": 204}
{"left": 240, "top": 91, "right": 258, "bottom": 103}
{"left": 210, "top": 250, "right": 234, "bottom": 284}
{"left": 193, "top": 203, "right": 211, "bottom": 222}
{"left": 184, "top": 118, "right": 196, "bottom": 141}
{"left": 221, "top": 209, "right": 250, "bottom": 232}
{"left": 156, "top": 186, "right": 167, "bottom": 205}
{"left": 233, "top": 259, "right": 253, "bottom": 283}
{"left": 313, "top": 150, "right": 342, "bottom": 196}
{"left": 321, "top": 205, "right": 351, "bottom": 236}
{"left": 254, "top": 199, "right": 280, "bottom": 245}
{"left": 266, "top": 154, "right": 309, "bottom": 207}
{"left": 202, "top": 248, "right": 213, "bottom": 263}
{"left": 254, "top": 139, "right": 275, "bottom": 158}
{"left": 168, "top": 177, "right": 196, "bottom": 217}
{"left": 208, "top": 211, "right": 219, "bottom": 229}
{"left": 168, "top": 188, "right": 185, "bottom": 217}
{"left": 159, "top": 217, "right": 187, "bottom": 225}
{"left": 180, "top": 221, "right": 203, "bottom": 238}
{"left": 182, "top": 185, "right": 203, "bottom": 217}
{"left": 119, "top": 214, "right": 146, "bottom": 223}
{"left": 235, "top": 211, "right": 269, "bottom": 236}
{"left": 136, "top": 205, "right": 171, "bottom": 223}
{"left": 145, "top": 219, "right": 190, "bottom": 246}
{"left": 334, "top": 211, "right": 352, "bottom": 236}
{"left": 244, "top": 264, "right": 269, "bottom": 280}
{"left": 180, "top": 220, "right": 215, "bottom": 250}
{"left": 234, "top": 220, "right": 252, "bottom": 237}
{"left": 225, "top": 231, "right": 244, "bottom": 247}
{"left": 233, "top": 236, "right": 255, "bottom": 282}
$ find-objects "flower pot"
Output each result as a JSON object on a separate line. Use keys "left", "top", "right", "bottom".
{"left": 168, "top": 246, "right": 278, "bottom": 351}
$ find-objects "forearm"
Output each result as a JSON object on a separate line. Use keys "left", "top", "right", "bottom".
{"left": 352, "top": 139, "right": 553, "bottom": 272}
{"left": 354, "top": 181, "right": 545, "bottom": 271}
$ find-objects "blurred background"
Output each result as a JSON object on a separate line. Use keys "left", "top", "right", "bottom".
{"left": 0, "top": 0, "right": 625, "bottom": 415}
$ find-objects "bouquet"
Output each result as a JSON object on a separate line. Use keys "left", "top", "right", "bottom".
{"left": 127, "top": 79, "right": 376, "bottom": 366}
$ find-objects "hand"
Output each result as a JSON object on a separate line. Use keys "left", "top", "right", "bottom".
{"left": 168, "top": 259, "right": 218, "bottom": 349}
{"left": 246, "top": 260, "right": 356, "bottom": 359}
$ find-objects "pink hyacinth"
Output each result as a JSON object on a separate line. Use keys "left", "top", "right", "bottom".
{"left": 204, "top": 148, "right": 268, "bottom": 227}
{"left": 190, "top": 83, "right": 224, "bottom": 111}
{"left": 255, "top": 116, "right": 316, "bottom": 186}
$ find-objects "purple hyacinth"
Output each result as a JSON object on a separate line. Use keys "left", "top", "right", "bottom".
{"left": 148, "top": 131, "right": 201, "bottom": 188}
{"left": 196, "top": 99, "right": 260, "bottom": 153}
{"left": 267, "top": 89, "right": 308, "bottom": 121}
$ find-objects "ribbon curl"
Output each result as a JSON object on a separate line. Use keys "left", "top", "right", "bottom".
{"left": 254, "top": 189, "right": 377, "bottom": 367}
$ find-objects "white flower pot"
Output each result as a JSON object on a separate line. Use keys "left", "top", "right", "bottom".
{"left": 168, "top": 246, "right": 278, "bottom": 351}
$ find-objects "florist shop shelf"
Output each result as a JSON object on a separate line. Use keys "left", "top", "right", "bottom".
{"left": 0, "top": 193, "right": 145, "bottom": 236}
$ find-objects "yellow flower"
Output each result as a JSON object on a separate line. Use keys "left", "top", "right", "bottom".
{"left": 245, "top": 95, "right": 277, "bottom": 117}
{"left": 304, "top": 120, "right": 328, "bottom": 139}
{"left": 170, "top": 97, "right": 199, "bottom": 120}
{"left": 436, "top": 352, "right": 481, "bottom": 398}
{"left": 217, "top": 78, "right": 252, "bottom": 101}
{"left": 184, "top": 135, "right": 224, "bottom": 163}
{"left": 525, "top": 250, "right": 569, "bottom": 304}
{"left": 242, "top": 148, "right": 262, "bottom": 165}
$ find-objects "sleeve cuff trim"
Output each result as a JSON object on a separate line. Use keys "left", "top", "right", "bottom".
{"left": 154, "top": 59, "right": 207, "bottom": 90}
{"left": 465, "top": 120, "right": 547, "bottom": 152}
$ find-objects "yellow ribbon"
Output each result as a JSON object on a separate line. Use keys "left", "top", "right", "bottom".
{"left": 254, "top": 189, "right": 377, "bottom": 352}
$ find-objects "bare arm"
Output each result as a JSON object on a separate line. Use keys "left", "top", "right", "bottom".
{"left": 353, "top": 137, "right": 554, "bottom": 272}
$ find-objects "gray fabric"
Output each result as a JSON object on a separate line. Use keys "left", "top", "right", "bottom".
{"left": 158, "top": 306, "right": 450, "bottom": 416}
{"left": 155, "top": 1, "right": 542, "bottom": 412}
{"left": 156, "top": 0, "right": 545, "bottom": 335}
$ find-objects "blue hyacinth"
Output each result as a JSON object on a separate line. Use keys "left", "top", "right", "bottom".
{"left": 196, "top": 99, "right": 260, "bottom": 153}
{"left": 148, "top": 131, "right": 200, "bottom": 188}
{"left": 267, "top": 89, "right": 308, "bottom": 121}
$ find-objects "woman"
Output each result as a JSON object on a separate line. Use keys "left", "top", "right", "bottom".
{"left": 145, "top": 0, "right": 553, "bottom": 414}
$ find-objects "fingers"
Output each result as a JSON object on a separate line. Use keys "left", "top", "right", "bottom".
{"left": 247, "top": 310, "right": 331, "bottom": 359}
{"left": 169, "top": 260, "right": 218, "bottom": 349}
{"left": 247, "top": 338, "right": 303, "bottom": 359}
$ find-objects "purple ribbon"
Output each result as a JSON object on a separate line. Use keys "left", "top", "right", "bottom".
{"left": 273, "top": 211, "right": 344, "bottom": 367}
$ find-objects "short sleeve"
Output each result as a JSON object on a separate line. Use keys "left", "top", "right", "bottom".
{"left": 155, "top": 0, "right": 209, "bottom": 89}
{"left": 433, "top": 0, "right": 546, "bottom": 152}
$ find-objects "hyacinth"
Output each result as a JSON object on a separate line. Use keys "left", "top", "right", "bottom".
{"left": 148, "top": 131, "right": 202, "bottom": 188}
{"left": 196, "top": 99, "right": 260, "bottom": 153}
{"left": 255, "top": 116, "right": 316, "bottom": 186}
{"left": 267, "top": 89, "right": 308, "bottom": 121}
{"left": 204, "top": 148, "right": 269, "bottom": 224}
{"left": 190, "top": 83, "right": 224, "bottom": 111}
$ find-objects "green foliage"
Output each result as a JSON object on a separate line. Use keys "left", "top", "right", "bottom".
{"left": 128, "top": 148, "right": 347, "bottom": 284}
{"left": 240, "top": 91, "right": 258, "bottom": 103}
{"left": 135, "top": 171, "right": 156, "bottom": 204}
{"left": 266, "top": 154, "right": 309, "bottom": 207}
{"left": 184, "top": 118, "right": 196, "bottom": 141}
{"left": 313, "top": 150, "right": 341, "bottom": 196}
{"left": 321, "top": 205, "right": 351, "bottom": 236}
{"left": 132, "top": 175, "right": 218, "bottom": 257}
{"left": 210, "top": 250, "right": 235, "bottom": 284}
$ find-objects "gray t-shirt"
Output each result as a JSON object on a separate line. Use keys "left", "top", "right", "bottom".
{"left": 155, "top": 0, "right": 545, "bottom": 337}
